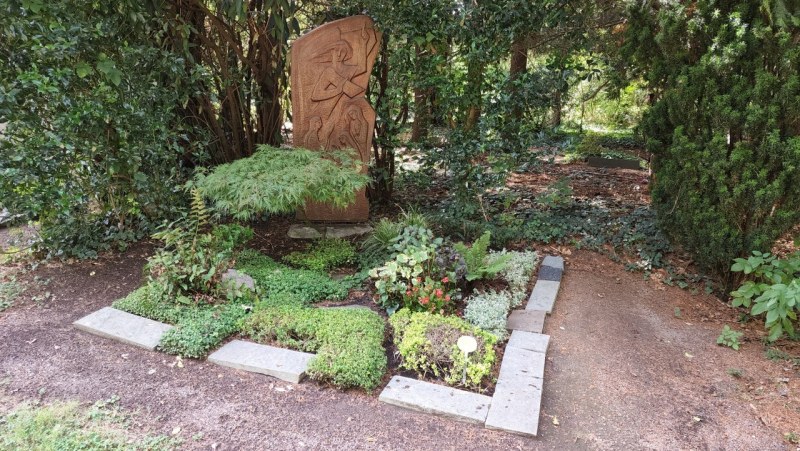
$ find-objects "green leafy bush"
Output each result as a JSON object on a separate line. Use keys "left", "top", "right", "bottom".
{"left": 236, "top": 250, "right": 349, "bottom": 304}
{"left": 625, "top": 2, "right": 800, "bottom": 287}
{"left": 370, "top": 244, "right": 460, "bottom": 314}
{"left": 194, "top": 146, "right": 369, "bottom": 221}
{"left": 390, "top": 309, "right": 497, "bottom": 389}
{"left": 0, "top": 1, "right": 195, "bottom": 259}
{"left": 146, "top": 191, "right": 254, "bottom": 304}
{"left": 463, "top": 290, "right": 514, "bottom": 340}
{"left": 159, "top": 304, "right": 248, "bottom": 358}
{"left": 360, "top": 212, "right": 431, "bottom": 267}
{"left": 241, "top": 306, "right": 387, "bottom": 390}
{"left": 454, "top": 231, "right": 511, "bottom": 281}
{"left": 283, "top": 239, "right": 356, "bottom": 272}
{"left": 731, "top": 251, "right": 799, "bottom": 341}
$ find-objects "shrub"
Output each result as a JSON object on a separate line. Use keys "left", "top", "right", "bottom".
{"left": 370, "top": 244, "right": 460, "bottom": 314}
{"left": 159, "top": 304, "right": 248, "bottom": 358}
{"left": 454, "top": 231, "right": 511, "bottom": 281}
{"left": 236, "top": 250, "right": 349, "bottom": 304}
{"left": 360, "top": 212, "right": 432, "bottom": 268}
{"left": 390, "top": 309, "right": 497, "bottom": 389}
{"left": 146, "top": 192, "right": 252, "bottom": 303}
{"left": 625, "top": 2, "right": 800, "bottom": 287}
{"left": 283, "top": 238, "right": 356, "bottom": 272}
{"left": 731, "top": 251, "right": 800, "bottom": 341}
{"left": 194, "top": 146, "right": 369, "bottom": 221}
{"left": 0, "top": 1, "right": 194, "bottom": 259}
{"left": 241, "top": 306, "right": 387, "bottom": 390}
{"left": 463, "top": 290, "right": 514, "bottom": 340}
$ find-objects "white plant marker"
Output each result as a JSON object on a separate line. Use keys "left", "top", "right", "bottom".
{"left": 457, "top": 335, "right": 478, "bottom": 385}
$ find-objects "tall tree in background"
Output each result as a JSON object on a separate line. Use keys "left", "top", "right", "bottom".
{"left": 166, "top": 0, "right": 297, "bottom": 164}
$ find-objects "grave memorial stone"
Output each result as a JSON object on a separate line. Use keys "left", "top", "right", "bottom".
{"left": 291, "top": 15, "right": 381, "bottom": 222}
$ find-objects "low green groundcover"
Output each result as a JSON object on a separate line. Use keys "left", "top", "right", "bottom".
{"left": 0, "top": 400, "right": 179, "bottom": 450}
{"left": 241, "top": 304, "right": 387, "bottom": 391}
{"left": 283, "top": 238, "right": 356, "bottom": 272}
{"left": 390, "top": 308, "right": 497, "bottom": 389}
{"left": 113, "top": 285, "right": 249, "bottom": 358}
{"left": 236, "top": 249, "right": 350, "bottom": 304}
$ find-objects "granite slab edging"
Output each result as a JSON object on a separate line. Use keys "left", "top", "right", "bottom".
{"left": 208, "top": 340, "right": 314, "bottom": 384}
{"left": 73, "top": 307, "right": 173, "bottom": 351}
{"left": 379, "top": 376, "right": 492, "bottom": 424}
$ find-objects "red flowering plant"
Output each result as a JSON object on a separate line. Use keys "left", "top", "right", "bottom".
{"left": 402, "top": 275, "right": 459, "bottom": 314}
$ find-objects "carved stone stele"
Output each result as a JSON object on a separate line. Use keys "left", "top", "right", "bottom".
{"left": 291, "top": 15, "right": 381, "bottom": 222}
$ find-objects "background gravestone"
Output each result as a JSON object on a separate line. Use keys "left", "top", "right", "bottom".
{"left": 291, "top": 16, "right": 381, "bottom": 222}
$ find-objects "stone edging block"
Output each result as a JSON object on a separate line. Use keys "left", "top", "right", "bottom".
{"left": 73, "top": 307, "right": 173, "bottom": 351}
{"left": 379, "top": 376, "right": 492, "bottom": 424}
{"left": 208, "top": 340, "right": 314, "bottom": 384}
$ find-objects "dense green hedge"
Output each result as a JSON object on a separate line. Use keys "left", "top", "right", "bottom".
{"left": 625, "top": 2, "right": 800, "bottom": 287}
{"left": 0, "top": 1, "right": 195, "bottom": 258}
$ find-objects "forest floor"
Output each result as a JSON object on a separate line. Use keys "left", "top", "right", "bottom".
{"left": 1, "top": 160, "right": 798, "bottom": 450}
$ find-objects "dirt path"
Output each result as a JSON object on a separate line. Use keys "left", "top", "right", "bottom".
{"left": 0, "top": 245, "right": 797, "bottom": 450}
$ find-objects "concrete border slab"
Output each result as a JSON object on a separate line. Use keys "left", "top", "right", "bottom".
{"left": 208, "top": 340, "right": 314, "bottom": 383}
{"left": 526, "top": 280, "right": 561, "bottom": 313}
{"left": 379, "top": 376, "right": 492, "bottom": 424}
{"left": 507, "top": 331, "right": 550, "bottom": 354}
{"left": 73, "top": 307, "right": 173, "bottom": 351}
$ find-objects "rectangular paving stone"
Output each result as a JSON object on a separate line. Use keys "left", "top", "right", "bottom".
{"left": 541, "top": 255, "right": 564, "bottom": 271}
{"left": 379, "top": 376, "right": 492, "bottom": 424}
{"left": 507, "top": 331, "right": 550, "bottom": 354}
{"left": 537, "top": 265, "right": 562, "bottom": 282}
{"left": 485, "top": 374, "right": 543, "bottom": 436}
{"left": 526, "top": 279, "right": 561, "bottom": 313}
{"left": 506, "top": 310, "right": 545, "bottom": 333}
{"left": 485, "top": 346, "right": 545, "bottom": 436}
{"left": 208, "top": 340, "right": 314, "bottom": 383}
{"left": 497, "top": 345, "right": 546, "bottom": 381}
{"left": 74, "top": 307, "right": 173, "bottom": 351}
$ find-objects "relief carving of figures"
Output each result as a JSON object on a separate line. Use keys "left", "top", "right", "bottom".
{"left": 291, "top": 16, "right": 381, "bottom": 222}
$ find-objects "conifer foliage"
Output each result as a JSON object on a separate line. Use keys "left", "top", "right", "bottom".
{"left": 624, "top": 1, "right": 800, "bottom": 286}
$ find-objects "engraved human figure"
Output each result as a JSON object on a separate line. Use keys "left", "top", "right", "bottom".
{"left": 310, "top": 24, "right": 376, "bottom": 149}
{"left": 304, "top": 116, "right": 322, "bottom": 149}
{"left": 346, "top": 106, "right": 369, "bottom": 160}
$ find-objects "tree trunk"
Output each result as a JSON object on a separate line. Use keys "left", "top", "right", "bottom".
{"left": 509, "top": 37, "right": 528, "bottom": 121}
{"left": 464, "top": 58, "right": 484, "bottom": 132}
{"left": 551, "top": 89, "right": 562, "bottom": 127}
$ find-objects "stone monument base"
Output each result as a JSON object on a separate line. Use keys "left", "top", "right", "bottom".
{"left": 288, "top": 223, "right": 373, "bottom": 240}
{"left": 296, "top": 188, "right": 369, "bottom": 223}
